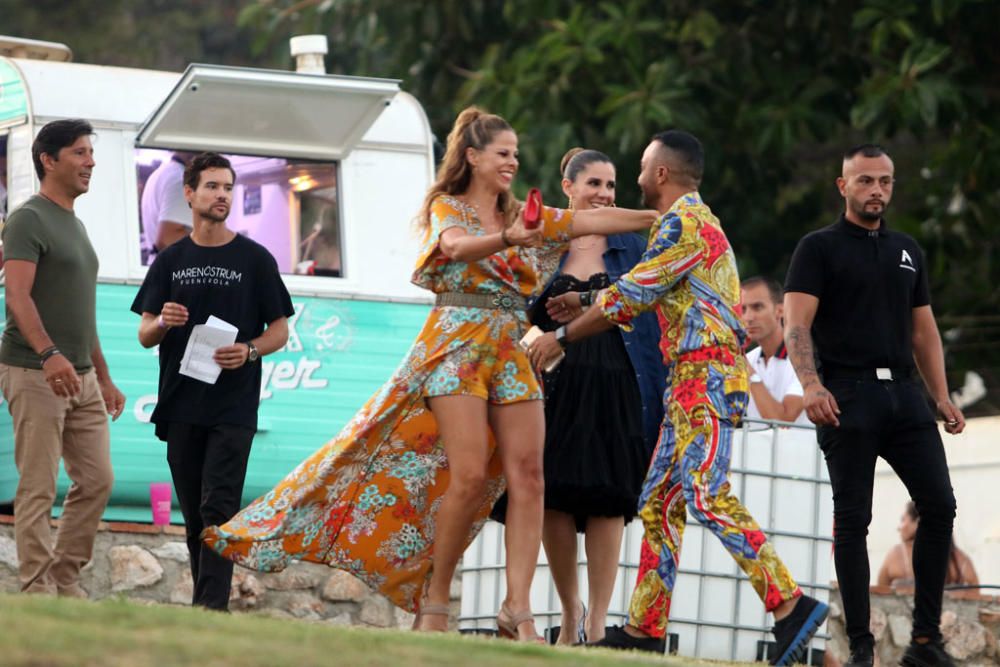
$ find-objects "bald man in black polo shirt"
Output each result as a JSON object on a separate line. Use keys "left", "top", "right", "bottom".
{"left": 784, "top": 144, "right": 964, "bottom": 667}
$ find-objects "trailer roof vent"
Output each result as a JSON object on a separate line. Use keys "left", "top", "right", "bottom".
{"left": 0, "top": 36, "right": 73, "bottom": 62}
{"left": 290, "top": 35, "right": 328, "bottom": 75}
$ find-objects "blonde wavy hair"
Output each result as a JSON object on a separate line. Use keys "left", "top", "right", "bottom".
{"left": 418, "top": 106, "right": 518, "bottom": 231}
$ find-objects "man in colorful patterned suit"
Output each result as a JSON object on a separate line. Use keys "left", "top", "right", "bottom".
{"left": 530, "top": 130, "right": 827, "bottom": 664}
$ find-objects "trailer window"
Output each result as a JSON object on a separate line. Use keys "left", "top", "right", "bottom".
{"left": 135, "top": 148, "right": 343, "bottom": 277}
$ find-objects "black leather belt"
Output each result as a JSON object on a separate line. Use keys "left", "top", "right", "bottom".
{"left": 822, "top": 365, "right": 914, "bottom": 382}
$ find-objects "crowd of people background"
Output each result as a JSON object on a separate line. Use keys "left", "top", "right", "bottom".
{"left": 0, "top": 106, "right": 970, "bottom": 667}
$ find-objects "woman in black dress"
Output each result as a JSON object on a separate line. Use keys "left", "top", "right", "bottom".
{"left": 494, "top": 148, "right": 665, "bottom": 643}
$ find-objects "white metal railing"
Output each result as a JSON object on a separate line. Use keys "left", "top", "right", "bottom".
{"left": 459, "top": 419, "right": 832, "bottom": 664}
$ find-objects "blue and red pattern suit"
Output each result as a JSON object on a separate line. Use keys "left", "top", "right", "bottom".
{"left": 598, "top": 192, "right": 801, "bottom": 637}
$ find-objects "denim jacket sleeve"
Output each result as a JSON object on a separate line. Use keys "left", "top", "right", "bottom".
{"left": 604, "top": 233, "right": 668, "bottom": 456}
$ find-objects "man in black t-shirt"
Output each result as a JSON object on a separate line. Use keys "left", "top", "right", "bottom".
{"left": 784, "top": 144, "right": 964, "bottom": 667}
{"left": 131, "top": 153, "right": 293, "bottom": 611}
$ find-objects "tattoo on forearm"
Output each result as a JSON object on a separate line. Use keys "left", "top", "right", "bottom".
{"left": 786, "top": 325, "right": 819, "bottom": 388}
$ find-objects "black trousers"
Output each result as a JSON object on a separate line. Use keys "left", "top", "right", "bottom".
{"left": 165, "top": 422, "right": 254, "bottom": 611}
{"left": 818, "top": 378, "right": 955, "bottom": 649}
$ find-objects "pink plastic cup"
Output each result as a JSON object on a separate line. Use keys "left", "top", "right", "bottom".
{"left": 150, "top": 482, "right": 172, "bottom": 526}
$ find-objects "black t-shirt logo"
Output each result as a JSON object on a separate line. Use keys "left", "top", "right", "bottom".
{"left": 171, "top": 265, "right": 244, "bottom": 287}
{"left": 899, "top": 249, "right": 916, "bottom": 273}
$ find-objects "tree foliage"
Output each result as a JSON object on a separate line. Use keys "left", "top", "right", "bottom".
{"left": 2, "top": 0, "right": 260, "bottom": 71}
{"left": 238, "top": 0, "right": 1000, "bottom": 413}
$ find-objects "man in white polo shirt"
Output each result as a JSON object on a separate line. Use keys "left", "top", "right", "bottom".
{"left": 741, "top": 277, "right": 808, "bottom": 426}
{"left": 141, "top": 151, "right": 197, "bottom": 259}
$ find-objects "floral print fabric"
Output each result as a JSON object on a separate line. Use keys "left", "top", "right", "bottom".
{"left": 629, "top": 405, "right": 801, "bottom": 637}
{"left": 596, "top": 192, "right": 800, "bottom": 637}
{"left": 598, "top": 191, "right": 749, "bottom": 421}
{"left": 202, "top": 196, "right": 573, "bottom": 612}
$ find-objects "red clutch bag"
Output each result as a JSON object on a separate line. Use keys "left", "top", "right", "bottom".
{"left": 523, "top": 188, "right": 543, "bottom": 229}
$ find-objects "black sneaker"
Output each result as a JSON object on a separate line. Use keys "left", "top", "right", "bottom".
{"left": 844, "top": 641, "right": 874, "bottom": 667}
{"left": 900, "top": 639, "right": 956, "bottom": 667}
{"left": 587, "top": 625, "right": 666, "bottom": 654}
{"left": 769, "top": 595, "right": 830, "bottom": 666}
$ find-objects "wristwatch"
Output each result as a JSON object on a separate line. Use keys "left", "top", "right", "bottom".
{"left": 579, "top": 290, "right": 593, "bottom": 308}
{"left": 245, "top": 341, "right": 260, "bottom": 364}
{"left": 555, "top": 325, "right": 569, "bottom": 350}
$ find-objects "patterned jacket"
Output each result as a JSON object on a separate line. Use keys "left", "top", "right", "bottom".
{"left": 597, "top": 192, "right": 749, "bottom": 421}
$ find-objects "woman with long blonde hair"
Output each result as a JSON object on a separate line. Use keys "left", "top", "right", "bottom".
{"left": 203, "top": 107, "right": 658, "bottom": 641}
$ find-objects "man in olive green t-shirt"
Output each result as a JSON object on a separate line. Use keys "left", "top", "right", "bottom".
{"left": 0, "top": 118, "right": 125, "bottom": 597}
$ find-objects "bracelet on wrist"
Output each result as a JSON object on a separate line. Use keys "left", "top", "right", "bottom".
{"left": 555, "top": 325, "right": 570, "bottom": 350}
{"left": 157, "top": 314, "right": 170, "bottom": 330}
{"left": 39, "top": 346, "right": 62, "bottom": 364}
{"left": 500, "top": 228, "right": 512, "bottom": 247}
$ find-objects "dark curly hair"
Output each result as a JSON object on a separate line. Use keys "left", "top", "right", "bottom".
{"left": 183, "top": 152, "right": 236, "bottom": 190}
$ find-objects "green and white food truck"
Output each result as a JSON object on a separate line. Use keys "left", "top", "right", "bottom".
{"left": 0, "top": 36, "right": 434, "bottom": 521}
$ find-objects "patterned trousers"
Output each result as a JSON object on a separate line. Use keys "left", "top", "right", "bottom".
{"left": 628, "top": 405, "right": 801, "bottom": 637}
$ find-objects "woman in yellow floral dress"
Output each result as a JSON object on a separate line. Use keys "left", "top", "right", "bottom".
{"left": 202, "top": 107, "right": 657, "bottom": 640}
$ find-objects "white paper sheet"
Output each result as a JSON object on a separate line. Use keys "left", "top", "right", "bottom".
{"left": 178, "top": 316, "right": 239, "bottom": 384}
{"left": 205, "top": 315, "right": 238, "bottom": 333}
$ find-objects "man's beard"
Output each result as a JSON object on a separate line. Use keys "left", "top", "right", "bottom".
{"left": 641, "top": 186, "right": 660, "bottom": 210}
{"left": 852, "top": 199, "right": 884, "bottom": 222}
{"left": 202, "top": 207, "right": 230, "bottom": 223}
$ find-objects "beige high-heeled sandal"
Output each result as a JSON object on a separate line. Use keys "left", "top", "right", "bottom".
{"left": 413, "top": 597, "right": 450, "bottom": 632}
{"left": 496, "top": 603, "right": 546, "bottom": 644}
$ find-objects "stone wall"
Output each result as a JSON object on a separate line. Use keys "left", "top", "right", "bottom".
{"left": 0, "top": 516, "right": 459, "bottom": 629}
{"left": 826, "top": 585, "right": 1000, "bottom": 666}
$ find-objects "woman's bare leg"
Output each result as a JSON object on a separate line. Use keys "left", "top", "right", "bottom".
{"left": 418, "top": 395, "right": 490, "bottom": 631}
{"left": 489, "top": 399, "right": 545, "bottom": 640}
{"left": 543, "top": 509, "right": 584, "bottom": 644}
{"left": 583, "top": 515, "right": 625, "bottom": 642}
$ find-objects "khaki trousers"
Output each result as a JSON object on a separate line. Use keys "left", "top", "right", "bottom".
{"left": 0, "top": 364, "right": 113, "bottom": 593}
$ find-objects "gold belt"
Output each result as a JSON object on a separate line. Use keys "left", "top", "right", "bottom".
{"left": 434, "top": 292, "right": 526, "bottom": 311}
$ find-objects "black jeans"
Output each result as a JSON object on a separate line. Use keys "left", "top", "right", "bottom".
{"left": 817, "top": 378, "right": 955, "bottom": 649}
{"left": 165, "top": 422, "right": 255, "bottom": 611}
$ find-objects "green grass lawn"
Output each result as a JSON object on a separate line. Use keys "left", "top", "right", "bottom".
{"left": 0, "top": 593, "right": 755, "bottom": 667}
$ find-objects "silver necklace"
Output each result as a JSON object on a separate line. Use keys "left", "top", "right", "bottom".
{"left": 572, "top": 235, "right": 602, "bottom": 251}
{"left": 463, "top": 198, "right": 500, "bottom": 229}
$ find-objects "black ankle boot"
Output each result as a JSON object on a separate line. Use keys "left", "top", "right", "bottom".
{"left": 843, "top": 641, "right": 874, "bottom": 667}
{"left": 900, "top": 638, "right": 955, "bottom": 667}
